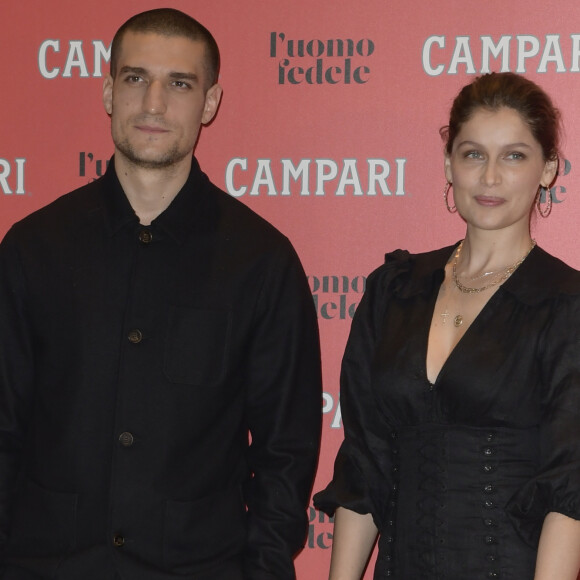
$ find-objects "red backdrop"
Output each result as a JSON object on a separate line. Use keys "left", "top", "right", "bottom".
{"left": 3, "top": 1, "right": 580, "bottom": 577}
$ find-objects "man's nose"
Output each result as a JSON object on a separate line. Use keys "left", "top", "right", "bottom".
{"left": 142, "top": 81, "right": 167, "bottom": 115}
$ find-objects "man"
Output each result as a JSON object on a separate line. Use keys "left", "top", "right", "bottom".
{"left": 0, "top": 9, "right": 321, "bottom": 580}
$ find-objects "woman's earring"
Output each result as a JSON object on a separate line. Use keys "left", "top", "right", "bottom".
{"left": 444, "top": 182, "right": 456, "bottom": 213}
{"left": 537, "top": 185, "right": 552, "bottom": 218}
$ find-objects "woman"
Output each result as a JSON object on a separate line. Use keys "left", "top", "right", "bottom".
{"left": 314, "top": 72, "right": 580, "bottom": 579}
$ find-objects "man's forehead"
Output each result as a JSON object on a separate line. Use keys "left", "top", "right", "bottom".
{"left": 117, "top": 31, "right": 207, "bottom": 66}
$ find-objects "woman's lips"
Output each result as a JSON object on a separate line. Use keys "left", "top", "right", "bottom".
{"left": 475, "top": 195, "right": 505, "bottom": 207}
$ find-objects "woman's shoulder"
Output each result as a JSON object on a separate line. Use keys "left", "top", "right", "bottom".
{"left": 505, "top": 245, "right": 580, "bottom": 304}
{"left": 366, "top": 244, "right": 456, "bottom": 299}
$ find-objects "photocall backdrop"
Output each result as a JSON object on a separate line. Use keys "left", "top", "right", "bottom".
{"left": 3, "top": 1, "right": 580, "bottom": 577}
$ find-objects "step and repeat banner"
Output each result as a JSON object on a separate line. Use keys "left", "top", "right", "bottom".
{"left": 3, "top": 1, "right": 580, "bottom": 578}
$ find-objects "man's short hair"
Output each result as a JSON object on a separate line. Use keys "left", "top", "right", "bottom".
{"left": 110, "top": 8, "right": 220, "bottom": 89}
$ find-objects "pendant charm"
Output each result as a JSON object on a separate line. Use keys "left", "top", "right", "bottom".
{"left": 441, "top": 310, "right": 449, "bottom": 324}
{"left": 454, "top": 315, "right": 463, "bottom": 327}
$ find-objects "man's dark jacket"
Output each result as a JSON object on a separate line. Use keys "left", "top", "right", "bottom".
{"left": 0, "top": 157, "right": 322, "bottom": 580}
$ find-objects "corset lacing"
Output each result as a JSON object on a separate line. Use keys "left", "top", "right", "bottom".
{"left": 414, "top": 430, "right": 447, "bottom": 579}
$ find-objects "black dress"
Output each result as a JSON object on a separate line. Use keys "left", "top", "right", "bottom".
{"left": 314, "top": 244, "right": 580, "bottom": 580}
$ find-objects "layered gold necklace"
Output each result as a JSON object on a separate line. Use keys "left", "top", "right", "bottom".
{"left": 442, "top": 239, "right": 536, "bottom": 327}
{"left": 452, "top": 239, "right": 536, "bottom": 294}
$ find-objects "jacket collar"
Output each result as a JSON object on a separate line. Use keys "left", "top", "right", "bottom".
{"left": 100, "top": 156, "right": 214, "bottom": 244}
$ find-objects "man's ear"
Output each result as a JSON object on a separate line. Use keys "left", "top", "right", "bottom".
{"left": 103, "top": 74, "right": 114, "bottom": 116}
{"left": 201, "top": 83, "right": 222, "bottom": 125}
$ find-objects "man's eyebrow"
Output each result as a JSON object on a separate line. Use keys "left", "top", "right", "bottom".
{"left": 118, "top": 66, "right": 199, "bottom": 83}
{"left": 168, "top": 71, "right": 199, "bottom": 82}
{"left": 119, "top": 66, "right": 148, "bottom": 76}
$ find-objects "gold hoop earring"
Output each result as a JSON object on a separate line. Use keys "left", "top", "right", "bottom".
{"left": 444, "top": 182, "right": 456, "bottom": 213}
{"left": 537, "top": 185, "right": 552, "bottom": 218}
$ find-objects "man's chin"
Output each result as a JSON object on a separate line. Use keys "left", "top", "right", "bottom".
{"left": 115, "top": 145, "right": 190, "bottom": 170}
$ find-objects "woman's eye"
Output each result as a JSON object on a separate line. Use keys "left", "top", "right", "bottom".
{"left": 464, "top": 150, "right": 482, "bottom": 159}
{"left": 506, "top": 152, "right": 525, "bottom": 160}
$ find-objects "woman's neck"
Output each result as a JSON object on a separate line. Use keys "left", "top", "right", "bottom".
{"left": 457, "top": 227, "right": 535, "bottom": 279}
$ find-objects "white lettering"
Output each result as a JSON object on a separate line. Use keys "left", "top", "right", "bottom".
{"left": 538, "top": 35, "right": 566, "bottom": 73}
{"left": 38, "top": 39, "right": 110, "bottom": 78}
{"left": 281, "top": 159, "right": 310, "bottom": 195}
{"left": 422, "top": 35, "right": 445, "bottom": 76}
{"left": 93, "top": 40, "right": 111, "bottom": 77}
{"left": 336, "top": 159, "right": 363, "bottom": 196}
{"left": 481, "top": 35, "right": 511, "bottom": 73}
{"left": 448, "top": 36, "right": 476, "bottom": 75}
{"left": 250, "top": 159, "right": 276, "bottom": 196}
{"left": 0, "top": 160, "right": 12, "bottom": 194}
{"left": 224, "top": 158, "right": 407, "bottom": 197}
{"left": 395, "top": 159, "right": 407, "bottom": 196}
{"left": 422, "top": 34, "right": 580, "bottom": 76}
{"left": 38, "top": 39, "right": 60, "bottom": 79}
{"left": 0, "top": 158, "right": 25, "bottom": 195}
{"left": 571, "top": 35, "right": 580, "bottom": 72}
{"left": 15, "top": 158, "right": 25, "bottom": 194}
{"left": 62, "top": 41, "right": 89, "bottom": 78}
{"left": 322, "top": 392, "right": 342, "bottom": 429}
{"left": 225, "top": 158, "right": 247, "bottom": 197}
{"left": 367, "top": 159, "right": 390, "bottom": 195}
{"left": 315, "top": 160, "right": 338, "bottom": 196}
{"left": 516, "top": 35, "right": 540, "bottom": 73}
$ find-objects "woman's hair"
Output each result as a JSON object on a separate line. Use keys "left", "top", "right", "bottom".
{"left": 440, "top": 72, "right": 561, "bottom": 162}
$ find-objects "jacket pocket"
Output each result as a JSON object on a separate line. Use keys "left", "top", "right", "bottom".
{"left": 7, "top": 477, "right": 78, "bottom": 557}
{"left": 164, "top": 307, "right": 231, "bottom": 385}
{"left": 163, "top": 487, "right": 246, "bottom": 570}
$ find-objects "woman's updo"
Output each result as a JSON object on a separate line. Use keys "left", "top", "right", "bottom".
{"left": 440, "top": 72, "right": 561, "bottom": 163}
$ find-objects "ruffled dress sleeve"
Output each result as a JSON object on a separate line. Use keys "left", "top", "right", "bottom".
{"left": 314, "top": 250, "right": 412, "bottom": 530}
{"left": 506, "top": 284, "right": 580, "bottom": 546}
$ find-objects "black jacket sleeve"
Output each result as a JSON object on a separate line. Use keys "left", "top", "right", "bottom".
{"left": 242, "top": 240, "right": 322, "bottom": 580}
{"left": 0, "top": 228, "right": 36, "bottom": 569}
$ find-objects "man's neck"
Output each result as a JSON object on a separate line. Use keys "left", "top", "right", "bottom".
{"left": 114, "top": 154, "right": 192, "bottom": 225}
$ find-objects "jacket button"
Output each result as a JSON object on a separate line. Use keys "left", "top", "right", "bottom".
{"left": 483, "top": 447, "right": 495, "bottom": 456}
{"left": 113, "top": 534, "right": 125, "bottom": 547}
{"left": 483, "top": 483, "right": 496, "bottom": 494}
{"left": 128, "top": 329, "right": 143, "bottom": 344}
{"left": 118, "top": 432, "right": 134, "bottom": 447}
{"left": 483, "top": 499, "right": 496, "bottom": 509}
{"left": 138, "top": 229, "right": 153, "bottom": 244}
{"left": 484, "top": 535, "right": 497, "bottom": 545}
